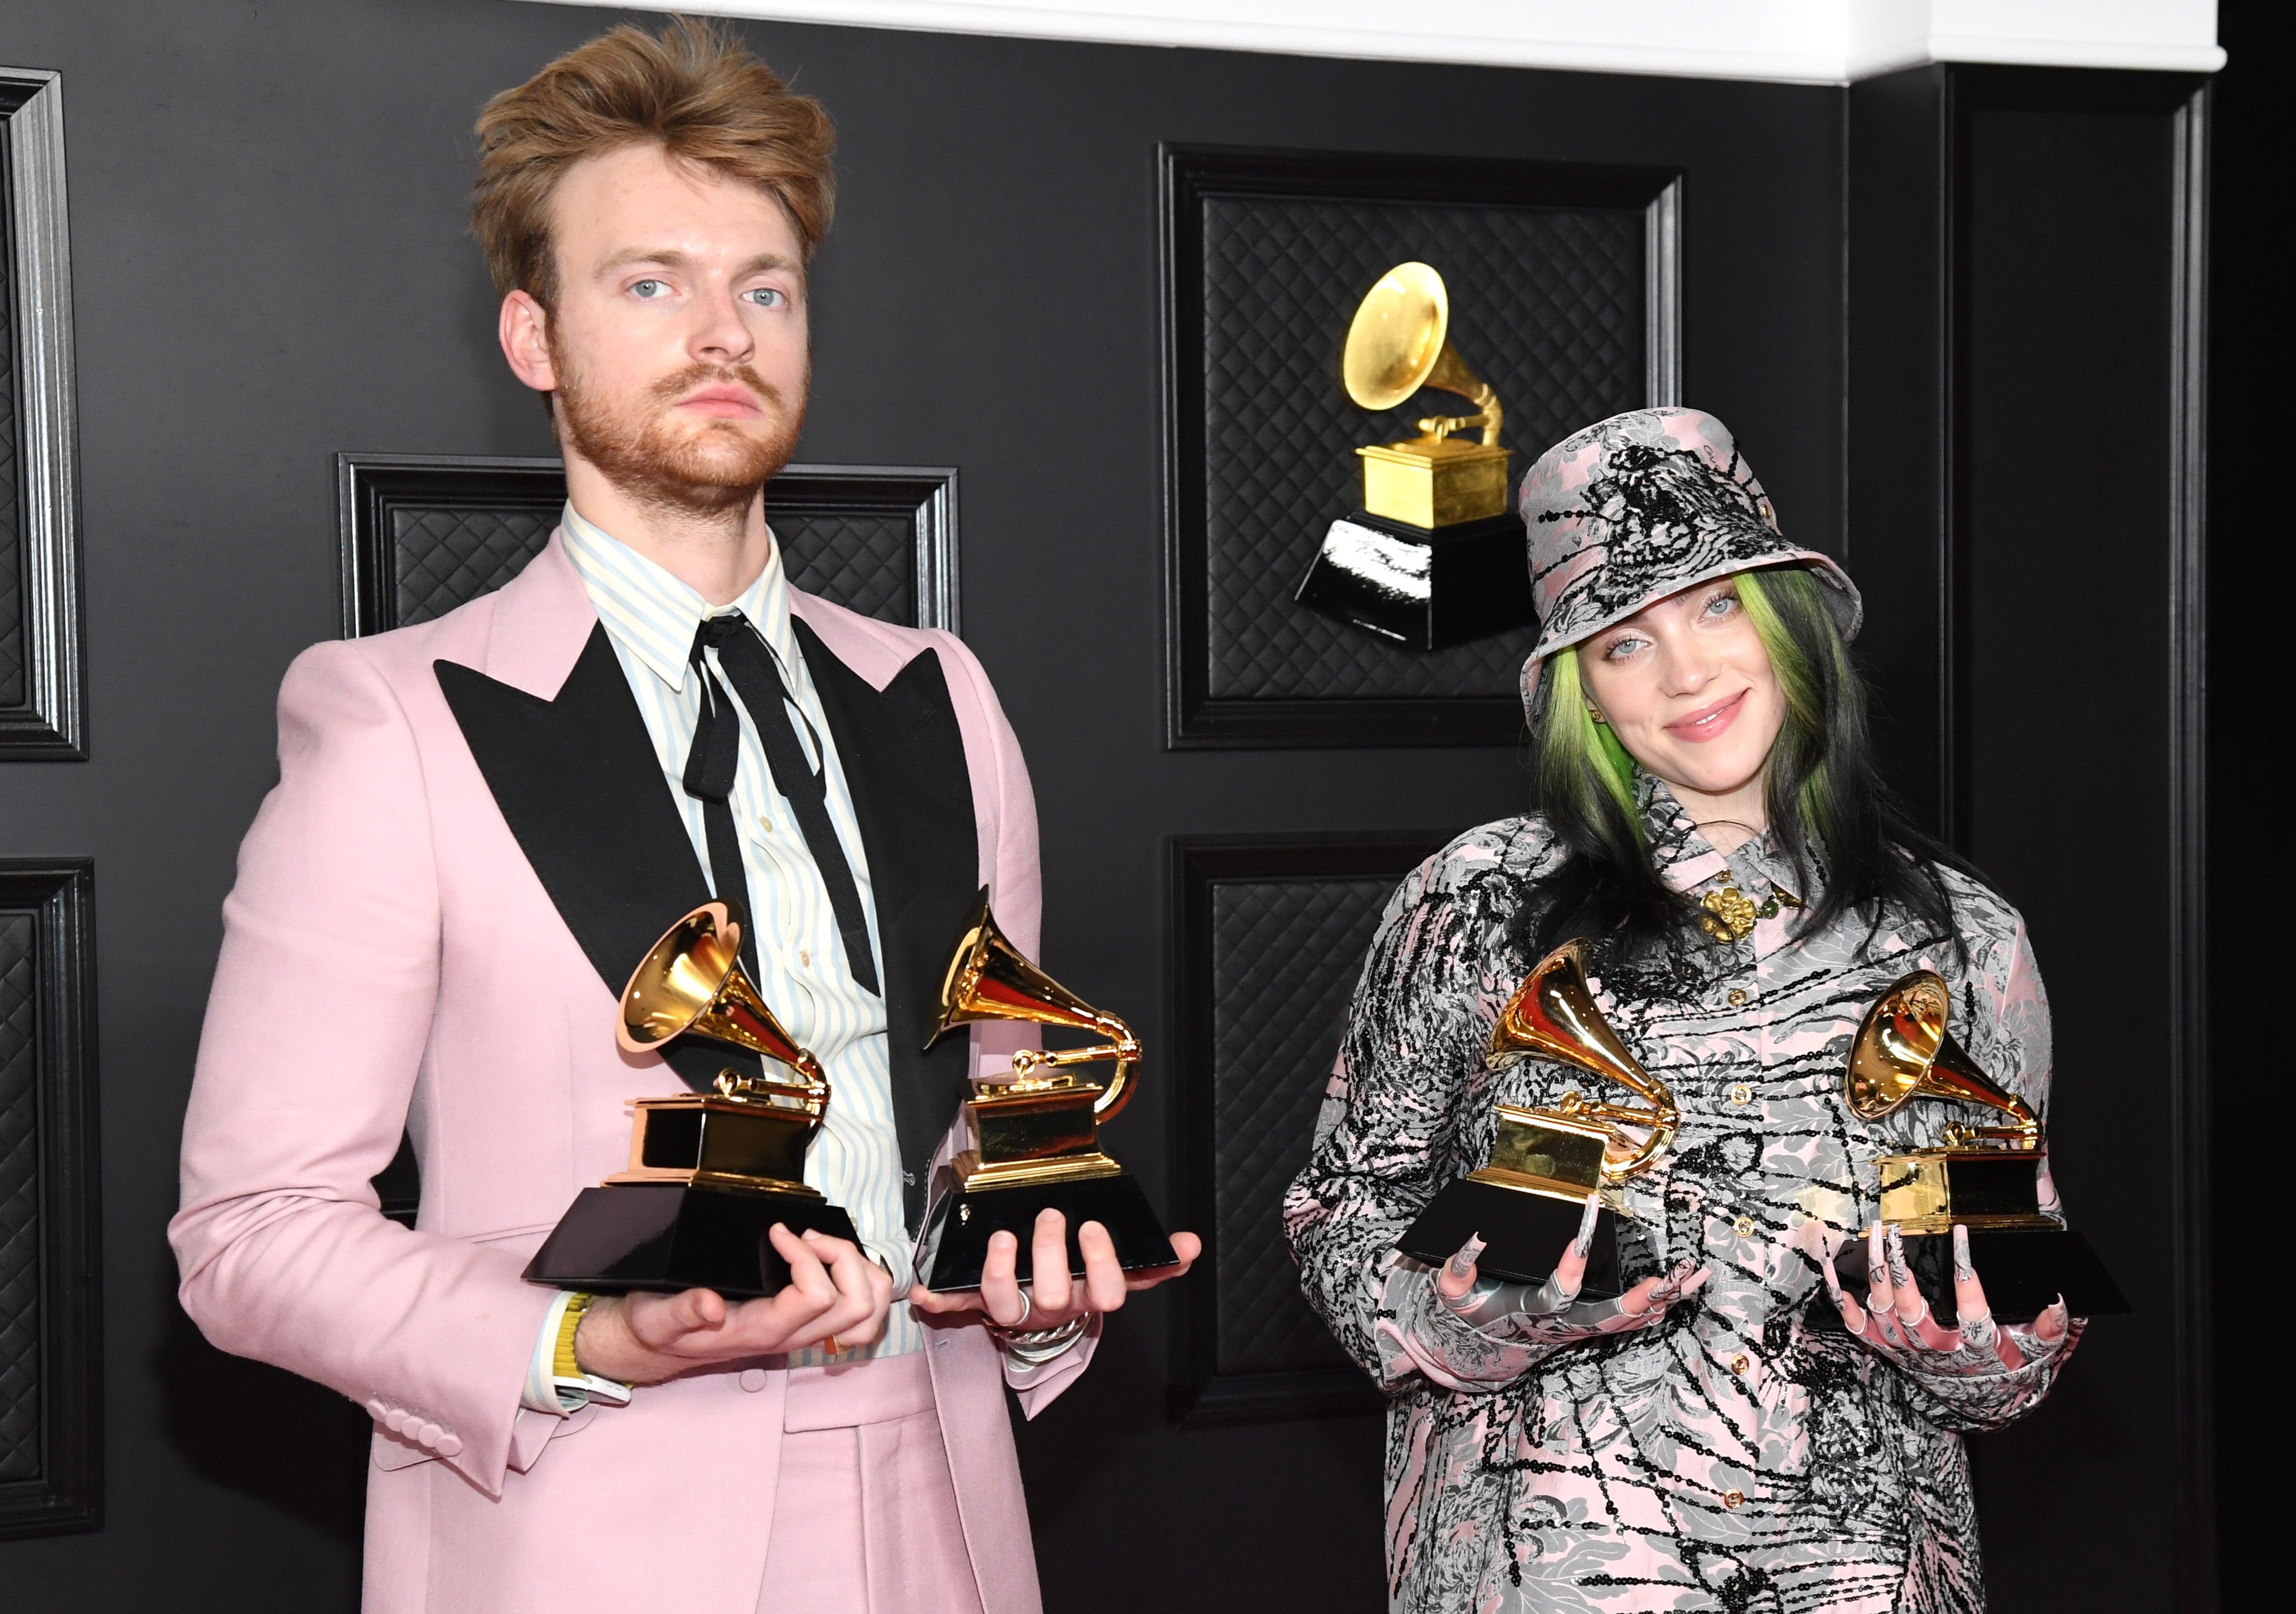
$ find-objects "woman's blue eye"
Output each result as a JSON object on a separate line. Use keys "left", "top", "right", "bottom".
{"left": 1706, "top": 593, "right": 1739, "bottom": 616}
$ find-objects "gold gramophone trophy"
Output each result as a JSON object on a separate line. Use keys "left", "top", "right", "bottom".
{"left": 1294, "top": 260, "right": 1538, "bottom": 650}
{"left": 1831, "top": 969, "right": 2126, "bottom": 1322}
{"left": 524, "top": 901, "right": 862, "bottom": 1298}
{"left": 1399, "top": 941, "right": 1678, "bottom": 1295}
{"left": 912, "top": 890, "right": 1177, "bottom": 1291}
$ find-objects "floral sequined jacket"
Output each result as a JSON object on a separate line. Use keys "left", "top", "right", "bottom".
{"left": 1284, "top": 781, "right": 2081, "bottom": 1613}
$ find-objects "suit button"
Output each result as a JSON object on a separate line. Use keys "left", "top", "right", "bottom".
{"left": 1733, "top": 1216, "right": 1756, "bottom": 1238}
{"left": 1730, "top": 1354, "right": 1750, "bottom": 1376}
{"left": 435, "top": 1433, "right": 463, "bottom": 1457}
{"left": 1727, "top": 1083, "right": 1752, "bottom": 1106}
{"left": 1727, "top": 989, "right": 1747, "bottom": 1008}
{"left": 739, "top": 1369, "right": 767, "bottom": 1392}
{"left": 383, "top": 1409, "right": 410, "bottom": 1434}
{"left": 364, "top": 1397, "right": 391, "bottom": 1421}
{"left": 1723, "top": 1488, "right": 1745, "bottom": 1510}
{"left": 416, "top": 1422, "right": 442, "bottom": 1448}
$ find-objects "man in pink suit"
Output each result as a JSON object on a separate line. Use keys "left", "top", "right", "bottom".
{"left": 169, "top": 21, "right": 1194, "bottom": 1614}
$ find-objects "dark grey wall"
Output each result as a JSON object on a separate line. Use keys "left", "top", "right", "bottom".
{"left": 13, "top": 2, "right": 2152, "bottom": 1609}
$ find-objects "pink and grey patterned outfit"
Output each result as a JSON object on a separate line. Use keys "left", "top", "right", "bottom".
{"left": 1283, "top": 775, "right": 2081, "bottom": 1612}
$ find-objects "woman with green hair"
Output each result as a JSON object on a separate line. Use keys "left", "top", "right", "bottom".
{"left": 1286, "top": 408, "right": 2083, "bottom": 1612}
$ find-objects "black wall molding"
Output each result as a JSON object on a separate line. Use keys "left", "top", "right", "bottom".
{"left": 0, "top": 859, "right": 100, "bottom": 1538}
{"left": 1165, "top": 831, "right": 1449, "bottom": 1424}
{"left": 0, "top": 70, "right": 85, "bottom": 759}
{"left": 1158, "top": 144, "right": 1680, "bottom": 750}
{"left": 1849, "top": 64, "right": 2212, "bottom": 1613}
{"left": 337, "top": 453, "right": 962, "bottom": 637}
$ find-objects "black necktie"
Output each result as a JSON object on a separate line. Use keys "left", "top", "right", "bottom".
{"left": 682, "top": 613, "right": 881, "bottom": 995}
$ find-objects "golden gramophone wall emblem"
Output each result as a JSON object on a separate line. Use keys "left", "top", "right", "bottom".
{"left": 1830, "top": 969, "right": 2126, "bottom": 1323}
{"left": 1398, "top": 940, "right": 1678, "bottom": 1294}
{"left": 912, "top": 890, "right": 1177, "bottom": 1291}
{"left": 1294, "top": 261, "right": 1538, "bottom": 651}
{"left": 524, "top": 901, "right": 863, "bottom": 1298}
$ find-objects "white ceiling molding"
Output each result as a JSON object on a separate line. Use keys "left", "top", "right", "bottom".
{"left": 519, "top": 1, "right": 2223, "bottom": 84}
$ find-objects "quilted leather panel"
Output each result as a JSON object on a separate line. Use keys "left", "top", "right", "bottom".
{"left": 387, "top": 502, "right": 918, "bottom": 628}
{"left": 0, "top": 914, "right": 38, "bottom": 1481}
{"left": 1198, "top": 195, "right": 1646, "bottom": 700}
{"left": 776, "top": 511, "right": 913, "bottom": 626}
{"left": 1209, "top": 875, "right": 1395, "bottom": 1374}
{"left": 392, "top": 505, "right": 555, "bottom": 626}
{"left": 0, "top": 212, "right": 23, "bottom": 709}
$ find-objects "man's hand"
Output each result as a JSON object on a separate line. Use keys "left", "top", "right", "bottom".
{"left": 907, "top": 1208, "right": 1201, "bottom": 1335}
{"left": 574, "top": 1225, "right": 894, "bottom": 1385}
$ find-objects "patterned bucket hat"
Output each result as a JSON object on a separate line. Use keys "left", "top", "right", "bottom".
{"left": 1517, "top": 407, "right": 1861, "bottom": 715}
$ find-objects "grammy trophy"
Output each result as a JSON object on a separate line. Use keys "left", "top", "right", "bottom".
{"left": 912, "top": 890, "right": 1178, "bottom": 1291}
{"left": 1398, "top": 940, "right": 1678, "bottom": 1295}
{"left": 1826, "top": 969, "right": 2127, "bottom": 1324}
{"left": 523, "top": 901, "right": 863, "bottom": 1298}
{"left": 1294, "top": 260, "right": 1537, "bottom": 650}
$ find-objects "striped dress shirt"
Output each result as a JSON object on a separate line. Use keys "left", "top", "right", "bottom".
{"left": 560, "top": 505, "right": 920, "bottom": 1366}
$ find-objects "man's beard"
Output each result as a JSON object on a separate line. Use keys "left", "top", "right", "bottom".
{"left": 550, "top": 342, "right": 805, "bottom": 518}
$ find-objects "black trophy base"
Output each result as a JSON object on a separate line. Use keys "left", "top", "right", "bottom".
{"left": 917, "top": 1170, "right": 1177, "bottom": 1292}
{"left": 1396, "top": 1177, "right": 1621, "bottom": 1299}
{"left": 523, "top": 1183, "right": 861, "bottom": 1300}
{"left": 1814, "top": 1225, "right": 2129, "bottom": 1329}
{"left": 1294, "top": 510, "right": 1534, "bottom": 651}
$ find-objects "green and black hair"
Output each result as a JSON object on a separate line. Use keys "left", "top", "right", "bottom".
{"left": 1517, "top": 563, "right": 1974, "bottom": 959}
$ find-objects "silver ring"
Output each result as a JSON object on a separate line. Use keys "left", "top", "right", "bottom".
{"left": 1012, "top": 1288, "right": 1035, "bottom": 1329}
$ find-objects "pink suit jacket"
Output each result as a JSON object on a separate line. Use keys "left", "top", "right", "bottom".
{"left": 170, "top": 535, "right": 1086, "bottom": 1614}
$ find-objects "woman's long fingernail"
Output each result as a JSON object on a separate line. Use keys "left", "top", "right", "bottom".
{"left": 1573, "top": 1195, "right": 1602, "bottom": 1257}
{"left": 1952, "top": 1224, "right": 1974, "bottom": 1281}
{"left": 1445, "top": 1234, "right": 1487, "bottom": 1279}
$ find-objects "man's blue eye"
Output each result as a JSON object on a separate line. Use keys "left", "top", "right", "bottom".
{"left": 745, "top": 288, "right": 786, "bottom": 308}
{"left": 631, "top": 279, "right": 668, "bottom": 299}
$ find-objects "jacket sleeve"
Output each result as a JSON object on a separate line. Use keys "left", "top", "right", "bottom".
{"left": 169, "top": 641, "right": 557, "bottom": 1497}
{"left": 1284, "top": 846, "right": 1512, "bottom": 1393}
{"left": 1892, "top": 915, "right": 2084, "bottom": 1434}
{"left": 927, "top": 632, "right": 1097, "bottom": 1414}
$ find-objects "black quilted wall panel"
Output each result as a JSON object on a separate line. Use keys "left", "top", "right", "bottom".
{"left": 0, "top": 914, "right": 37, "bottom": 1484}
{"left": 1201, "top": 196, "right": 1644, "bottom": 703}
{"left": 1206, "top": 874, "right": 1393, "bottom": 1377}
{"left": 386, "top": 501, "right": 917, "bottom": 629}
{"left": 339, "top": 457, "right": 954, "bottom": 636}
{"left": 0, "top": 861, "right": 98, "bottom": 1539}
{"left": 1171, "top": 832, "right": 1448, "bottom": 1423}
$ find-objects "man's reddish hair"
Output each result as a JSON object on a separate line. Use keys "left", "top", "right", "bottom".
{"left": 471, "top": 18, "right": 835, "bottom": 307}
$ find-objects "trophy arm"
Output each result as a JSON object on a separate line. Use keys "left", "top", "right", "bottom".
{"left": 1000, "top": 1015, "right": 1142, "bottom": 1123}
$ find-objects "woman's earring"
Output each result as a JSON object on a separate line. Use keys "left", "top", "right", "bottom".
{"left": 1586, "top": 703, "right": 1607, "bottom": 725}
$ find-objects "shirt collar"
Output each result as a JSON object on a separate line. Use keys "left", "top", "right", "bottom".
{"left": 1638, "top": 772, "right": 1816, "bottom": 903}
{"left": 558, "top": 502, "right": 796, "bottom": 693}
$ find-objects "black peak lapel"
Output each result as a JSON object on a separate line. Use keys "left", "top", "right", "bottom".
{"left": 794, "top": 619, "right": 980, "bottom": 1229}
{"left": 436, "top": 625, "right": 744, "bottom": 1094}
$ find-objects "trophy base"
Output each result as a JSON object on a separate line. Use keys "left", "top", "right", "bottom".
{"left": 1294, "top": 510, "right": 1534, "bottom": 651}
{"left": 916, "top": 1168, "right": 1178, "bottom": 1291}
{"left": 1395, "top": 1175, "right": 1623, "bottom": 1299}
{"left": 523, "top": 1182, "right": 861, "bottom": 1299}
{"left": 1813, "top": 1224, "right": 2129, "bottom": 1328}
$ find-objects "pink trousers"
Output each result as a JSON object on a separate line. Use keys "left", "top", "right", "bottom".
{"left": 757, "top": 1353, "right": 987, "bottom": 1614}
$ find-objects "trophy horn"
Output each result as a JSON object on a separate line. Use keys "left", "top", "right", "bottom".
{"left": 1846, "top": 969, "right": 2040, "bottom": 1144}
{"left": 927, "top": 888, "right": 1140, "bottom": 1122}
{"left": 1488, "top": 940, "right": 1680, "bottom": 1183}
{"left": 620, "top": 901, "right": 829, "bottom": 1113}
{"left": 1341, "top": 261, "right": 1503, "bottom": 448}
